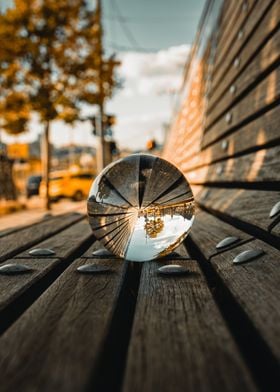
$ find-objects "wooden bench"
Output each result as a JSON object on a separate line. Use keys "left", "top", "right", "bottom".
{"left": 0, "top": 0, "right": 279, "bottom": 391}
{"left": 0, "top": 209, "right": 279, "bottom": 391}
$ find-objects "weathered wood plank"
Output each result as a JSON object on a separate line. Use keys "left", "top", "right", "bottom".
{"left": 210, "top": 0, "right": 278, "bottom": 104}
{"left": 195, "top": 187, "right": 280, "bottom": 237}
{"left": 215, "top": 0, "right": 237, "bottom": 44}
{"left": 0, "top": 246, "right": 127, "bottom": 392}
{"left": 123, "top": 258, "right": 256, "bottom": 392}
{"left": 0, "top": 212, "right": 84, "bottom": 263}
{"left": 15, "top": 219, "right": 93, "bottom": 259}
{"left": 207, "top": 26, "right": 280, "bottom": 126}
{"left": 213, "top": 0, "right": 256, "bottom": 75}
{"left": 187, "top": 145, "right": 280, "bottom": 184}
{"left": 203, "top": 68, "right": 280, "bottom": 148}
{"left": 190, "top": 210, "right": 280, "bottom": 361}
{"left": 180, "top": 105, "right": 280, "bottom": 171}
{"left": 0, "top": 220, "right": 93, "bottom": 314}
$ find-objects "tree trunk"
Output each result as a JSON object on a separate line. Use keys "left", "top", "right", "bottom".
{"left": 43, "top": 121, "right": 51, "bottom": 210}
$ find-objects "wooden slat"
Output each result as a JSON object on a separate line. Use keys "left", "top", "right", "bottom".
{"left": 190, "top": 210, "right": 280, "bottom": 361}
{"left": 207, "top": 26, "right": 280, "bottom": 127}
{"left": 210, "top": 0, "right": 278, "bottom": 104}
{"left": 187, "top": 145, "right": 280, "bottom": 184}
{"left": 215, "top": 0, "right": 237, "bottom": 42}
{"left": 123, "top": 257, "right": 256, "bottom": 392}
{"left": 195, "top": 187, "right": 280, "bottom": 237}
{"left": 15, "top": 219, "right": 93, "bottom": 259}
{"left": 180, "top": 105, "right": 280, "bottom": 171}
{"left": 0, "top": 245, "right": 127, "bottom": 392}
{"left": 203, "top": 68, "right": 280, "bottom": 148}
{"left": 0, "top": 212, "right": 84, "bottom": 263}
{"left": 0, "top": 220, "right": 92, "bottom": 313}
{"left": 213, "top": 0, "right": 256, "bottom": 73}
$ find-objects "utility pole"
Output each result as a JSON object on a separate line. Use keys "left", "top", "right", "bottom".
{"left": 96, "top": 0, "right": 106, "bottom": 173}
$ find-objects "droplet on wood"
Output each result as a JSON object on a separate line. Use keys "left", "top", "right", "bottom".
{"left": 0, "top": 263, "right": 32, "bottom": 275}
{"left": 269, "top": 201, "right": 280, "bottom": 219}
{"left": 229, "top": 85, "right": 236, "bottom": 94}
{"left": 77, "top": 264, "right": 111, "bottom": 274}
{"left": 157, "top": 264, "right": 189, "bottom": 275}
{"left": 221, "top": 140, "right": 229, "bottom": 150}
{"left": 233, "top": 249, "right": 264, "bottom": 265}
{"left": 225, "top": 112, "right": 232, "bottom": 124}
{"left": 216, "top": 236, "right": 240, "bottom": 249}
{"left": 233, "top": 58, "right": 240, "bottom": 68}
{"left": 92, "top": 249, "right": 113, "bottom": 256}
{"left": 238, "top": 30, "right": 243, "bottom": 39}
{"left": 29, "top": 248, "right": 56, "bottom": 256}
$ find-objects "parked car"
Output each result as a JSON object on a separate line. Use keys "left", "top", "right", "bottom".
{"left": 39, "top": 169, "right": 94, "bottom": 201}
{"left": 26, "top": 175, "right": 42, "bottom": 198}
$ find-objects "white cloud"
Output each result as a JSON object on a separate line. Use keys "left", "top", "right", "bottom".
{"left": 107, "top": 45, "right": 190, "bottom": 150}
{"left": 118, "top": 44, "right": 190, "bottom": 96}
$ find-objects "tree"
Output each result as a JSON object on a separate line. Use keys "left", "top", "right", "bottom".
{"left": 0, "top": 0, "right": 117, "bottom": 209}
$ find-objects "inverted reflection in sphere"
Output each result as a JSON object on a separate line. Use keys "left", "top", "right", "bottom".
{"left": 87, "top": 154, "right": 195, "bottom": 262}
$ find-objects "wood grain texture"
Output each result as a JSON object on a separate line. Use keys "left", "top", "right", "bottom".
{"left": 207, "top": 26, "right": 280, "bottom": 126}
{"left": 195, "top": 187, "right": 280, "bottom": 237}
{"left": 15, "top": 219, "right": 93, "bottom": 259}
{"left": 180, "top": 105, "right": 280, "bottom": 171}
{"left": 187, "top": 145, "right": 280, "bottom": 184}
{"left": 123, "top": 259, "right": 256, "bottom": 392}
{"left": 0, "top": 245, "right": 127, "bottom": 392}
{"left": 0, "top": 212, "right": 84, "bottom": 263}
{"left": 191, "top": 209, "right": 252, "bottom": 260}
{"left": 213, "top": 0, "right": 256, "bottom": 76}
{"left": 203, "top": 67, "right": 280, "bottom": 148}
{"left": 190, "top": 210, "right": 280, "bottom": 361}
{"left": 0, "top": 220, "right": 93, "bottom": 312}
{"left": 210, "top": 0, "right": 277, "bottom": 102}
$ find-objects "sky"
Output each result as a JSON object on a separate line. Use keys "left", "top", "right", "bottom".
{"left": 1, "top": 0, "right": 205, "bottom": 150}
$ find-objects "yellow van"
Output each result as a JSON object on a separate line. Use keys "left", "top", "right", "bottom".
{"left": 40, "top": 169, "right": 94, "bottom": 201}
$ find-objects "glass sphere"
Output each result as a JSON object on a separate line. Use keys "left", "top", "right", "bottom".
{"left": 87, "top": 154, "right": 195, "bottom": 262}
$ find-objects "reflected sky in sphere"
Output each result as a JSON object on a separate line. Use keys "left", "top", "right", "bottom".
{"left": 87, "top": 154, "right": 195, "bottom": 262}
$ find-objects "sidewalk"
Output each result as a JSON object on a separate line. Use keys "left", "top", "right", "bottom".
{"left": 0, "top": 197, "right": 86, "bottom": 233}
{"left": 0, "top": 199, "right": 26, "bottom": 216}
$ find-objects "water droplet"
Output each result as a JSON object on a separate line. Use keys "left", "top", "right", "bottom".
{"left": 92, "top": 249, "right": 113, "bottom": 256}
{"left": 0, "top": 263, "right": 32, "bottom": 275}
{"left": 229, "top": 85, "right": 236, "bottom": 94}
{"left": 221, "top": 140, "right": 229, "bottom": 150}
{"left": 216, "top": 236, "right": 240, "bottom": 249}
{"left": 87, "top": 154, "right": 195, "bottom": 262}
{"left": 77, "top": 264, "right": 111, "bottom": 274}
{"left": 29, "top": 248, "right": 56, "bottom": 256}
{"left": 238, "top": 30, "right": 244, "bottom": 39}
{"left": 233, "top": 58, "right": 240, "bottom": 68}
{"left": 269, "top": 201, "right": 280, "bottom": 218}
{"left": 157, "top": 264, "right": 189, "bottom": 275}
{"left": 233, "top": 249, "right": 264, "bottom": 264}
{"left": 225, "top": 112, "right": 232, "bottom": 124}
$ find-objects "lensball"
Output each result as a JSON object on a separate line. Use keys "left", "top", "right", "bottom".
{"left": 87, "top": 154, "right": 195, "bottom": 262}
